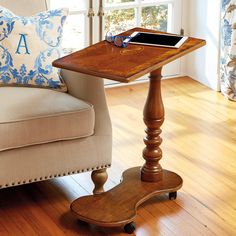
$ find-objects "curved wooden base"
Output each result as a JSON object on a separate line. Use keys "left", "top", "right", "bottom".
{"left": 71, "top": 167, "right": 183, "bottom": 228}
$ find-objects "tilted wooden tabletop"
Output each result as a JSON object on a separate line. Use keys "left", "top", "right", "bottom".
{"left": 53, "top": 27, "right": 206, "bottom": 83}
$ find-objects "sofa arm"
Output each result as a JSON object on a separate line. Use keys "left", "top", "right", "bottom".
{"left": 61, "top": 69, "right": 112, "bottom": 136}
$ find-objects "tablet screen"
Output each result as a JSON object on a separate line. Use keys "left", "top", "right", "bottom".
{"left": 130, "top": 33, "right": 184, "bottom": 47}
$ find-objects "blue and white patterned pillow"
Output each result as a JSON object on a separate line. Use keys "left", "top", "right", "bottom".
{"left": 0, "top": 7, "right": 68, "bottom": 91}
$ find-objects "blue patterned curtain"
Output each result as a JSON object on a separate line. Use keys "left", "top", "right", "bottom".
{"left": 221, "top": 0, "right": 236, "bottom": 101}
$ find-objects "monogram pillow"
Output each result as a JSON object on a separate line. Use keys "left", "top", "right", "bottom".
{"left": 0, "top": 7, "right": 68, "bottom": 91}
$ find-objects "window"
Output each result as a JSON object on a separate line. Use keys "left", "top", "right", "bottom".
{"left": 104, "top": 0, "right": 173, "bottom": 35}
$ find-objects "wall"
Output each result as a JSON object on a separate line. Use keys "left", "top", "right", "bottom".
{"left": 181, "top": 0, "right": 221, "bottom": 91}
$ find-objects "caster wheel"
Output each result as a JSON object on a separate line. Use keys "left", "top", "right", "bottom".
{"left": 169, "top": 191, "right": 177, "bottom": 200}
{"left": 124, "top": 222, "right": 136, "bottom": 234}
{"left": 77, "top": 219, "right": 88, "bottom": 225}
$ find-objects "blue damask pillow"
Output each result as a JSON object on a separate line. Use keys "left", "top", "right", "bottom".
{"left": 0, "top": 7, "right": 68, "bottom": 91}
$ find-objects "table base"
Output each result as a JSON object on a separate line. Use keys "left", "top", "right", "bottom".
{"left": 71, "top": 167, "right": 182, "bottom": 230}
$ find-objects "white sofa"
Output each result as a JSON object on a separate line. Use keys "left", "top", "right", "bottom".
{"left": 0, "top": 0, "right": 112, "bottom": 193}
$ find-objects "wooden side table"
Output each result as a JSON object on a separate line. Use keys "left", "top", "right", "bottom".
{"left": 53, "top": 27, "right": 206, "bottom": 234}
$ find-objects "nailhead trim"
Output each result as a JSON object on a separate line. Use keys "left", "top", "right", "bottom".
{"left": 0, "top": 164, "right": 111, "bottom": 188}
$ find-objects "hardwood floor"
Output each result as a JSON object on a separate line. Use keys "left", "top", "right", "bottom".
{"left": 0, "top": 77, "right": 235, "bottom": 236}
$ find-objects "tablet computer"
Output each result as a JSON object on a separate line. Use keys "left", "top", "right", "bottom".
{"left": 124, "top": 31, "right": 188, "bottom": 48}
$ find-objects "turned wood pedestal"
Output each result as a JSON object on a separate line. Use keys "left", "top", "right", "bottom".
{"left": 53, "top": 27, "right": 206, "bottom": 233}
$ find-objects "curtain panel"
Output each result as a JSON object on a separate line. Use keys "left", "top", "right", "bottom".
{"left": 221, "top": 0, "right": 236, "bottom": 101}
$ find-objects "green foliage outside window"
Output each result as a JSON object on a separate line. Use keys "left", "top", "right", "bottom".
{"left": 141, "top": 5, "right": 168, "bottom": 31}
{"left": 105, "top": 9, "right": 135, "bottom": 34}
{"left": 105, "top": 4, "right": 168, "bottom": 34}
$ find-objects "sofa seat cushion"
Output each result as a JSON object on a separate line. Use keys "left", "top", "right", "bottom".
{"left": 0, "top": 87, "right": 95, "bottom": 151}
